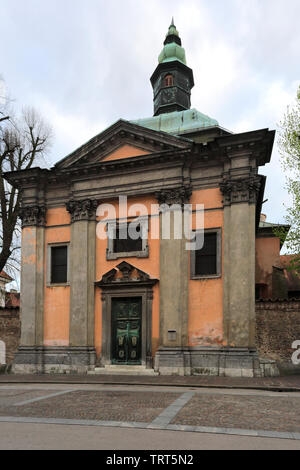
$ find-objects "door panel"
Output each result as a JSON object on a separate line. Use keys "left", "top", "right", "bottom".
{"left": 111, "top": 297, "right": 142, "bottom": 365}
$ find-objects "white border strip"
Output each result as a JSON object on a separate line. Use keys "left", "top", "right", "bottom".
{"left": 151, "top": 392, "right": 195, "bottom": 426}
{"left": 14, "top": 389, "right": 76, "bottom": 406}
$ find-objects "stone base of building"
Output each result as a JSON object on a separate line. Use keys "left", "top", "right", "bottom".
{"left": 12, "top": 346, "right": 96, "bottom": 374}
{"left": 277, "top": 361, "right": 300, "bottom": 376}
{"left": 154, "top": 346, "right": 279, "bottom": 377}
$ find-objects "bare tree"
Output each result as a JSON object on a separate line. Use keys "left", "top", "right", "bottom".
{"left": 0, "top": 93, "right": 52, "bottom": 277}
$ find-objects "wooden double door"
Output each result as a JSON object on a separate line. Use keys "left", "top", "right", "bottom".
{"left": 111, "top": 297, "right": 142, "bottom": 365}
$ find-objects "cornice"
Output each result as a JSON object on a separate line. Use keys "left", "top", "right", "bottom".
{"left": 58, "top": 148, "right": 192, "bottom": 180}
{"left": 4, "top": 168, "right": 50, "bottom": 189}
{"left": 5, "top": 148, "right": 193, "bottom": 190}
{"left": 215, "top": 128, "right": 275, "bottom": 166}
{"left": 4, "top": 128, "right": 275, "bottom": 192}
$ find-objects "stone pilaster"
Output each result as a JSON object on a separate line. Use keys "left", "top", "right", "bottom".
{"left": 66, "top": 199, "right": 97, "bottom": 365}
{"left": 154, "top": 186, "right": 191, "bottom": 375}
{"left": 13, "top": 205, "right": 46, "bottom": 373}
{"left": 220, "top": 176, "right": 261, "bottom": 349}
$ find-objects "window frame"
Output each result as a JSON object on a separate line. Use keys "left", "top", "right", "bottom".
{"left": 106, "top": 218, "right": 149, "bottom": 260}
{"left": 47, "top": 242, "right": 70, "bottom": 286}
{"left": 190, "top": 228, "right": 222, "bottom": 280}
{"left": 164, "top": 74, "right": 174, "bottom": 87}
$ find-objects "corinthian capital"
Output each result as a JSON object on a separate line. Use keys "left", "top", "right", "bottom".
{"left": 155, "top": 185, "right": 192, "bottom": 207}
{"left": 220, "top": 176, "right": 262, "bottom": 206}
{"left": 66, "top": 199, "right": 98, "bottom": 222}
{"left": 19, "top": 205, "right": 46, "bottom": 227}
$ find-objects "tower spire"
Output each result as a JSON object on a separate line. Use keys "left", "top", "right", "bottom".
{"left": 163, "top": 19, "right": 182, "bottom": 47}
{"left": 150, "top": 22, "right": 194, "bottom": 116}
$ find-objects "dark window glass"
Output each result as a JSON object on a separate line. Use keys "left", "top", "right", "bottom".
{"left": 288, "top": 290, "right": 300, "bottom": 299}
{"left": 195, "top": 232, "right": 217, "bottom": 276}
{"left": 113, "top": 224, "right": 143, "bottom": 253}
{"left": 255, "top": 285, "right": 260, "bottom": 300}
{"left": 51, "top": 246, "right": 68, "bottom": 283}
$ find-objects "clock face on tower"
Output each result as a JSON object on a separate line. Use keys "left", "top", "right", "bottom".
{"left": 161, "top": 87, "right": 176, "bottom": 104}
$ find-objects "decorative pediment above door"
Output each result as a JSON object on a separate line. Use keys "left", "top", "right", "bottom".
{"left": 95, "top": 261, "right": 158, "bottom": 288}
{"left": 98, "top": 261, "right": 157, "bottom": 368}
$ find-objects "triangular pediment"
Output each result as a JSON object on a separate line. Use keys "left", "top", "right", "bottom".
{"left": 55, "top": 119, "right": 191, "bottom": 169}
{"left": 102, "top": 144, "right": 150, "bottom": 162}
{"left": 95, "top": 261, "right": 158, "bottom": 287}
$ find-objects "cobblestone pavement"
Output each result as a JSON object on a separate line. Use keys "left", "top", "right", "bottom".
{"left": 171, "top": 393, "right": 300, "bottom": 432}
{"left": 0, "top": 383, "right": 300, "bottom": 443}
{"left": 0, "top": 389, "right": 180, "bottom": 422}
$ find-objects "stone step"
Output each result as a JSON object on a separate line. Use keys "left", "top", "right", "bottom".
{"left": 88, "top": 365, "right": 159, "bottom": 376}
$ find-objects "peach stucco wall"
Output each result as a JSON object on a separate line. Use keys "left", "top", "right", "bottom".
{"left": 188, "top": 188, "right": 224, "bottom": 346}
{"left": 95, "top": 196, "right": 160, "bottom": 357}
{"left": 41, "top": 187, "right": 225, "bottom": 352}
{"left": 43, "top": 208, "right": 71, "bottom": 346}
{"left": 103, "top": 144, "right": 149, "bottom": 162}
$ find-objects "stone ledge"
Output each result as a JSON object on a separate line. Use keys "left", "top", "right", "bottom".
{"left": 12, "top": 346, "right": 96, "bottom": 374}
{"left": 154, "top": 347, "right": 269, "bottom": 377}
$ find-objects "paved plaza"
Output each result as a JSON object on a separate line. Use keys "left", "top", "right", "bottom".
{"left": 0, "top": 382, "right": 300, "bottom": 449}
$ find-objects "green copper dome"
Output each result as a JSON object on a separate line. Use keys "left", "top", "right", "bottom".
{"left": 158, "top": 19, "right": 187, "bottom": 65}
{"left": 158, "top": 43, "right": 186, "bottom": 65}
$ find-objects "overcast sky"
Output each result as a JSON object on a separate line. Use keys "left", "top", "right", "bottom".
{"left": 1, "top": 0, "right": 299, "bottom": 226}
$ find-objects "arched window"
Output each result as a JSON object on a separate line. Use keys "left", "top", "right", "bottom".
{"left": 164, "top": 74, "right": 174, "bottom": 87}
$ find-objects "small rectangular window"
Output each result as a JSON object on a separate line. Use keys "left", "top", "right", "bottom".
{"left": 195, "top": 232, "right": 217, "bottom": 275}
{"left": 191, "top": 229, "right": 221, "bottom": 279}
{"left": 113, "top": 224, "right": 143, "bottom": 254}
{"left": 51, "top": 246, "right": 68, "bottom": 284}
{"left": 106, "top": 218, "right": 149, "bottom": 260}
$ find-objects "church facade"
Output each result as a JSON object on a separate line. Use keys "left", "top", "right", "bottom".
{"left": 5, "top": 22, "right": 277, "bottom": 377}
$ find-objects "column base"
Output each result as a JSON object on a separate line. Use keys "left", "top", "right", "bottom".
{"left": 154, "top": 347, "right": 192, "bottom": 376}
{"left": 154, "top": 346, "right": 279, "bottom": 377}
{"left": 12, "top": 346, "right": 96, "bottom": 374}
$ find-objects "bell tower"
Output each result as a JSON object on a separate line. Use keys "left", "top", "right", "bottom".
{"left": 150, "top": 19, "right": 194, "bottom": 116}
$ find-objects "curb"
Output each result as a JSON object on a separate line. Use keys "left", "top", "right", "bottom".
{"left": 0, "top": 376, "right": 300, "bottom": 393}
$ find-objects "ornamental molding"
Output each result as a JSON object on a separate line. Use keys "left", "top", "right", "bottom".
{"left": 155, "top": 185, "right": 192, "bottom": 207}
{"left": 96, "top": 261, "right": 158, "bottom": 289}
{"left": 66, "top": 199, "right": 98, "bottom": 222}
{"left": 219, "top": 176, "right": 262, "bottom": 206}
{"left": 19, "top": 205, "right": 46, "bottom": 227}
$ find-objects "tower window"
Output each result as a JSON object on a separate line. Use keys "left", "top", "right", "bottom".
{"left": 164, "top": 74, "right": 174, "bottom": 87}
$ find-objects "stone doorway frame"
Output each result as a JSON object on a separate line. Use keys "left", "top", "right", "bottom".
{"left": 95, "top": 262, "right": 158, "bottom": 368}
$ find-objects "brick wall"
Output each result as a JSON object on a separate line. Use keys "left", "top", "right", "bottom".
{"left": 256, "top": 300, "right": 300, "bottom": 368}
{"left": 0, "top": 307, "right": 20, "bottom": 365}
